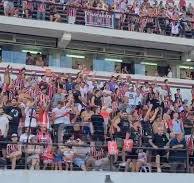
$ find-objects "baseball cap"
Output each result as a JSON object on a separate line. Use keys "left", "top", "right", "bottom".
{"left": 11, "top": 133, "right": 18, "bottom": 138}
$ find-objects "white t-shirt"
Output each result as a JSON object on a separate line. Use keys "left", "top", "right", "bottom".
{"left": 171, "top": 23, "right": 179, "bottom": 35}
{"left": 167, "top": 71, "right": 173, "bottom": 78}
{"left": 134, "top": 6, "right": 140, "bottom": 15}
{"left": 103, "top": 96, "right": 112, "bottom": 108}
{"left": 134, "top": 94, "right": 143, "bottom": 106}
{"left": 120, "top": 1, "right": 127, "bottom": 12}
{"left": 86, "top": 80, "right": 94, "bottom": 92}
{"left": 25, "top": 108, "right": 37, "bottom": 128}
{"left": 125, "top": 91, "right": 136, "bottom": 106}
{"left": 159, "top": 88, "right": 168, "bottom": 100}
{"left": 19, "top": 133, "right": 34, "bottom": 143}
{"left": 0, "top": 114, "right": 9, "bottom": 137}
{"left": 80, "top": 86, "right": 88, "bottom": 98}
{"left": 52, "top": 106, "right": 70, "bottom": 125}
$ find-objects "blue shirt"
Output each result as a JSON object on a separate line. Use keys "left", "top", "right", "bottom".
{"left": 106, "top": 0, "right": 113, "bottom": 5}
{"left": 169, "top": 138, "right": 186, "bottom": 162}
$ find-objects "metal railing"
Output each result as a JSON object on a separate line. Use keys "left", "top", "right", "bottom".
{"left": 0, "top": 140, "right": 192, "bottom": 173}
{"left": 0, "top": 0, "right": 194, "bottom": 39}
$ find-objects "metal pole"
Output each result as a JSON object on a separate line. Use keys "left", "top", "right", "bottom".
{"left": 109, "top": 155, "right": 113, "bottom": 171}
{"left": 24, "top": 107, "right": 34, "bottom": 170}
{"left": 186, "top": 147, "right": 190, "bottom": 173}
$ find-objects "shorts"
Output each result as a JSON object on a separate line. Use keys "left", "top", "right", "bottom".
{"left": 43, "top": 159, "right": 53, "bottom": 164}
{"left": 126, "top": 149, "right": 138, "bottom": 160}
{"left": 73, "top": 158, "right": 85, "bottom": 168}
{"left": 54, "top": 155, "right": 63, "bottom": 163}
{"left": 151, "top": 150, "right": 168, "bottom": 163}
{"left": 27, "top": 154, "right": 39, "bottom": 164}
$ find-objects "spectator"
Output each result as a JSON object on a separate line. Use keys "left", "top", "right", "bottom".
{"left": 149, "top": 127, "right": 169, "bottom": 172}
{"left": 171, "top": 112, "right": 184, "bottom": 134}
{"left": 174, "top": 88, "right": 182, "bottom": 102}
{"left": 37, "top": 126, "right": 52, "bottom": 145}
{"left": 42, "top": 146, "right": 54, "bottom": 170}
{"left": 19, "top": 127, "right": 34, "bottom": 144}
{"left": 52, "top": 88, "right": 65, "bottom": 108}
{"left": 35, "top": 53, "right": 44, "bottom": 66}
{"left": 171, "top": 21, "right": 180, "bottom": 36}
{"left": 62, "top": 146, "right": 74, "bottom": 170}
{"left": 4, "top": 98, "right": 23, "bottom": 137}
{"left": 3, "top": 0, "right": 14, "bottom": 16}
{"left": 124, "top": 86, "right": 136, "bottom": 112}
{"left": 183, "top": 111, "right": 194, "bottom": 141}
{"left": 51, "top": 101, "right": 70, "bottom": 143}
{"left": 24, "top": 101, "right": 37, "bottom": 132}
{"left": 26, "top": 52, "right": 34, "bottom": 65}
{"left": 169, "top": 133, "right": 187, "bottom": 173}
{"left": 0, "top": 130, "right": 7, "bottom": 169}
{"left": 37, "top": 0, "right": 46, "bottom": 20}
{"left": 26, "top": 136, "right": 42, "bottom": 170}
{"left": 2, "top": 58, "right": 194, "bottom": 173}
{"left": 22, "top": 0, "right": 33, "bottom": 18}
{"left": 87, "top": 141, "right": 110, "bottom": 171}
{"left": 6, "top": 133, "right": 22, "bottom": 169}
{"left": 0, "top": 106, "right": 10, "bottom": 138}
{"left": 49, "top": 0, "right": 61, "bottom": 22}
{"left": 53, "top": 146, "right": 63, "bottom": 170}
{"left": 91, "top": 107, "right": 105, "bottom": 143}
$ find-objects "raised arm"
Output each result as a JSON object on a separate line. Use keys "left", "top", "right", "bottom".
{"left": 150, "top": 108, "right": 159, "bottom": 123}
{"left": 144, "top": 104, "right": 153, "bottom": 121}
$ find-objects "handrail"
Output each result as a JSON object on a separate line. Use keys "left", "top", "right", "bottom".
{"left": 0, "top": 140, "right": 191, "bottom": 172}
{"left": 1, "top": 0, "right": 194, "bottom": 37}
{"left": 24, "top": 1, "right": 194, "bottom": 23}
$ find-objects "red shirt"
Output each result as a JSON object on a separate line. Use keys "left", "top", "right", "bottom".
{"left": 179, "top": 0, "right": 186, "bottom": 8}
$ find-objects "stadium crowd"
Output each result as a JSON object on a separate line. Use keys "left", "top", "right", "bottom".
{"left": 0, "top": 64, "right": 193, "bottom": 173}
{"left": 1, "top": 0, "right": 194, "bottom": 37}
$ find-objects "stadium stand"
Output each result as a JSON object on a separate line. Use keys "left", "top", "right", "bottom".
{"left": 0, "top": 0, "right": 194, "bottom": 175}
{"left": 0, "top": 61, "right": 193, "bottom": 173}
{"left": 0, "top": 0, "right": 194, "bottom": 38}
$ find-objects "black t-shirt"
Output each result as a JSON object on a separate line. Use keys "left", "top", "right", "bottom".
{"left": 73, "top": 90, "right": 82, "bottom": 104}
{"left": 141, "top": 120, "right": 153, "bottom": 137}
{"left": 91, "top": 114, "right": 104, "bottom": 135}
{"left": 183, "top": 119, "right": 193, "bottom": 135}
{"left": 150, "top": 99, "right": 160, "bottom": 109}
{"left": 4, "top": 106, "right": 22, "bottom": 127}
{"left": 94, "top": 96, "right": 102, "bottom": 107}
{"left": 117, "top": 118, "right": 131, "bottom": 139}
{"left": 131, "top": 127, "right": 141, "bottom": 147}
{"left": 152, "top": 133, "right": 169, "bottom": 148}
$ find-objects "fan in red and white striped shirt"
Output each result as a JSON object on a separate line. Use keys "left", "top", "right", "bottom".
{"left": 90, "top": 145, "right": 105, "bottom": 160}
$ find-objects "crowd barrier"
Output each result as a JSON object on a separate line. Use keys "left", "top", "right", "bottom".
{"left": 0, "top": 140, "right": 191, "bottom": 173}
{"left": 0, "top": 1, "right": 194, "bottom": 38}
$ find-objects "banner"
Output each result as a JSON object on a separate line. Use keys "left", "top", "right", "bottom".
{"left": 123, "top": 139, "right": 133, "bottom": 152}
{"left": 85, "top": 11, "right": 114, "bottom": 28}
{"left": 108, "top": 141, "right": 118, "bottom": 155}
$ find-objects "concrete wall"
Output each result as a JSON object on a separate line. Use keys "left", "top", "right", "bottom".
{"left": 0, "top": 170, "right": 193, "bottom": 183}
